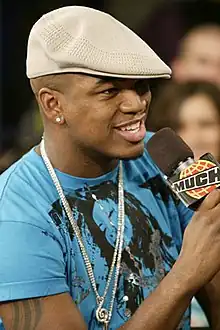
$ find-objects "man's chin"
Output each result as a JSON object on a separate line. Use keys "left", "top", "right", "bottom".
{"left": 118, "top": 142, "right": 145, "bottom": 160}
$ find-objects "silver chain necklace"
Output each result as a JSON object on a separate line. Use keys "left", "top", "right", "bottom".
{"left": 40, "top": 138, "right": 125, "bottom": 329}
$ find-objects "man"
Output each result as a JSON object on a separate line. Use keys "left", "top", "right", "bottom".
{"left": 171, "top": 23, "right": 220, "bottom": 87}
{"left": 0, "top": 6, "right": 220, "bottom": 330}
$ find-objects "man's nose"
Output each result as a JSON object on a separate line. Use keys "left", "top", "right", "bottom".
{"left": 119, "top": 90, "right": 148, "bottom": 113}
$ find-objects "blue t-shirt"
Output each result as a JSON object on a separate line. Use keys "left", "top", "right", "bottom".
{"left": 0, "top": 133, "right": 193, "bottom": 329}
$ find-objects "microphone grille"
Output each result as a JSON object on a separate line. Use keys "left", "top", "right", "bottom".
{"left": 146, "top": 128, "right": 194, "bottom": 176}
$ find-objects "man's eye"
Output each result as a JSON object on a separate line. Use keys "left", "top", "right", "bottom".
{"left": 135, "top": 81, "right": 150, "bottom": 95}
{"left": 101, "top": 88, "right": 119, "bottom": 95}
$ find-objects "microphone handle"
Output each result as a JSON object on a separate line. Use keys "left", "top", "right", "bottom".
{"left": 167, "top": 153, "right": 220, "bottom": 210}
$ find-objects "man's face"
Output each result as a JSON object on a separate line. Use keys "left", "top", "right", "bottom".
{"left": 173, "top": 32, "right": 220, "bottom": 86}
{"left": 59, "top": 74, "right": 151, "bottom": 160}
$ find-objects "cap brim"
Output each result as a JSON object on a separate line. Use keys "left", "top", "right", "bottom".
{"left": 28, "top": 66, "right": 171, "bottom": 80}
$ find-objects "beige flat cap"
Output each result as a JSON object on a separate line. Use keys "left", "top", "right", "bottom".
{"left": 26, "top": 6, "right": 171, "bottom": 79}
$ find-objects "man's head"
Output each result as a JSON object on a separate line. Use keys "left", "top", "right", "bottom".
{"left": 27, "top": 6, "right": 171, "bottom": 162}
{"left": 31, "top": 73, "right": 152, "bottom": 160}
{"left": 172, "top": 24, "right": 220, "bottom": 86}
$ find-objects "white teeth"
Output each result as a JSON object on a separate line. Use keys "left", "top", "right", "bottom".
{"left": 120, "top": 122, "right": 140, "bottom": 132}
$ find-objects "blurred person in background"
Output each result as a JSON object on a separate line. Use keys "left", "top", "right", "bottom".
{"left": 147, "top": 81, "right": 220, "bottom": 162}
{"left": 147, "top": 80, "right": 220, "bottom": 327}
{"left": 171, "top": 24, "right": 220, "bottom": 87}
{"left": 0, "top": 101, "right": 43, "bottom": 173}
{"left": 15, "top": 100, "right": 43, "bottom": 154}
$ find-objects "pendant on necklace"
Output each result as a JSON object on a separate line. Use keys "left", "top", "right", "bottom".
{"left": 103, "top": 322, "right": 108, "bottom": 330}
{"left": 96, "top": 307, "right": 109, "bottom": 329}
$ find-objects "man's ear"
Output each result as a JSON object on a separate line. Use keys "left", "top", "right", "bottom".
{"left": 37, "top": 88, "right": 64, "bottom": 124}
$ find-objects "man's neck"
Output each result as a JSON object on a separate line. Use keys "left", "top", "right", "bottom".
{"left": 36, "top": 136, "right": 118, "bottom": 178}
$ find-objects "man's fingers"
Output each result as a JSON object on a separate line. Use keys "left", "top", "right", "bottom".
{"left": 198, "top": 189, "right": 220, "bottom": 212}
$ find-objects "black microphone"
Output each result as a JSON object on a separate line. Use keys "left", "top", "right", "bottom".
{"left": 146, "top": 128, "right": 220, "bottom": 210}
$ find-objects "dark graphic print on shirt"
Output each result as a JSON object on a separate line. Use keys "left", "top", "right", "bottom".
{"left": 48, "top": 175, "right": 189, "bottom": 328}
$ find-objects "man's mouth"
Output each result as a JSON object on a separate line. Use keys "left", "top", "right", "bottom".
{"left": 118, "top": 121, "right": 141, "bottom": 133}
{"left": 114, "top": 120, "right": 146, "bottom": 143}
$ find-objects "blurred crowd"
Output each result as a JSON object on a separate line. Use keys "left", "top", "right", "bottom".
{"left": 1, "top": 4, "right": 220, "bottom": 328}
{"left": 147, "top": 22, "right": 220, "bottom": 328}
{"left": 147, "top": 23, "right": 220, "bottom": 169}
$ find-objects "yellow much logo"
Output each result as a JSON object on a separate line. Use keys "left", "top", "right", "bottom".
{"left": 179, "top": 160, "right": 220, "bottom": 199}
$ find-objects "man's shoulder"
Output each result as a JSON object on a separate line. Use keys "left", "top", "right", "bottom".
{"left": 123, "top": 132, "right": 169, "bottom": 202}
{"left": 0, "top": 156, "right": 26, "bottom": 200}
{"left": 144, "top": 131, "right": 154, "bottom": 143}
{"left": 143, "top": 131, "right": 156, "bottom": 169}
{"left": 0, "top": 148, "right": 51, "bottom": 222}
{"left": 128, "top": 131, "right": 159, "bottom": 177}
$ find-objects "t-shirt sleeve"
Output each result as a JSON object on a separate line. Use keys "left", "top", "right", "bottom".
{"left": 0, "top": 219, "right": 69, "bottom": 302}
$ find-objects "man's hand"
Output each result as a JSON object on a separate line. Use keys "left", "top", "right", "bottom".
{"left": 179, "top": 189, "right": 220, "bottom": 290}
{"left": 196, "top": 271, "right": 220, "bottom": 329}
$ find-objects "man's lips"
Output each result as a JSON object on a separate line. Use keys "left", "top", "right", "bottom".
{"left": 113, "top": 117, "right": 147, "bottom": 143}
{"left": 114, "top": 114, "right": 146, "bottom": 129}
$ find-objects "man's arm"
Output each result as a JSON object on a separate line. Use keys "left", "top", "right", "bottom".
{"left": 196, "top": 271, "right": 220, "bottom": 330}
{"left": 2, "top": 191, "right": 220, "bottom": 330}
{"left": 0, "top": 262, "right": 197, "bottom": 330}
{"left": 119, "top": 258, "right": 196, "bottom": 330}
{"left": 0, "top": 248, "right": 219, "bottom": 330}
{"left": 0, "top": 293, "right": 87, "bottom": 330}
